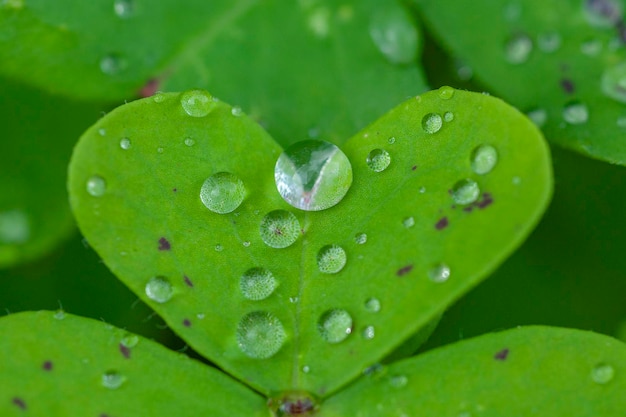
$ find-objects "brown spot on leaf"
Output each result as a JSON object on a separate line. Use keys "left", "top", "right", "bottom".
{"left": 42, "top": 361, "right": 53, "bottom": 371}
{"left": 12, "top": 397, "right": 26, "bottom": 410}
{"left": 494, "top": 348, "right": 510, "bottom": 361}
{"left": 411, "top": 165, "right": 417, "bottom": 171}
{"left": 560, "top": 78, "right": 575, "bottom": 94}
{"left": 119, "top": 344, "right": 131, "bottom": 359}
{"left": 435, "top": 217, "right": 449, "bottom": 230}
{"left": 396, "top": 264, "right": 413, "bottom": 277}
{"left": 183, "top": 319, "right": 192, "bottom": 327}
{"left": 139, "top": 78, "right": 159, "bottom": 98}
{"left": 158, "top": 237, "right": 171, "bottom": 251}
{"left": 184, "top": 275, "right": 194, "bottom": 287}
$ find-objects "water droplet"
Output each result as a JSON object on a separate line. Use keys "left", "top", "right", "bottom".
{"left": 527, "top": 108, "right": 548, "bottom": 127}
{"left": 318, "top": 309, "right": 353, "bottom": 344}
{"left": 275, "top": 140, "right": 352, "bottom": 211}
{"left": 503, "top": 2, "right": 522, "bottom": 20}
{"left": 365, "top": 298, "right": 381, "bottom": 313}
{"left": 242, "top": 241, "right": 251, "bottom": 247}
{"left": 86, "top": 176, "right": 107, "bottom": 197}
{"left": 537, "top": 31, "right": 561, "bottom": 53}
{"left": 443, "top": 111, "right": 454, "bottom": 122}
{"left": 422, "top": 113, "right": 443, "bottom": 134}
{"left": 307, "top": 7, "right": 331, "bottom": 38}
{"left": 113, "top": 0, "right": 134, "bottom": 18}
{"left": 317, "top": 245, "right": 347, "bottom": 274}
{"left": 512, "top": 176, "right": 522, "bottom": 185}
{"left": 157, "top": 147, "right": 164, "bottom": 154}
{"left": 438, "top": 86, "right": 455, "bottom": 100}
{"left": 419, "top": 186, "right": 426, "bottom": 194}
{"left": 240, "top": 268, "right": 278, "bottom": 301}
{"left": 471, "top": 145, "right": 498, "bottom": 175}
{"left": 119, "top": 137, "right": 131, "bottom": 150}
{"left": 402, "top": 216, "right": 415, "bottom": 228}
{"left": 505, "top": 33, "right": 533, "bottom": 64}
{"left": 369, "top": 6, "right": 418, "bottom": 65}
{"left": 591, "top": 363, "right": 615, "bottom": 384}
{"left": 354, "top": 233, "right": 367, "bottom": 245}
{"left": 302, "top": 365, "right": 311, "bottom": 373}
{"left": 562, "top": 101, "right": 589, "bottom": 125}
{"left": 617, "top": 115, "right": 626, "bottom": 128}
{"left": 581, "top": 38, "right": 603, "bottom": 56}
{"left": 289, "top": 296, "right": 299, "bottom": 303}
{"left": 197, "top": 313, "right": 206, "bottom": 319}
{"left": 152, "top": 91, "right": 166, "bottom": 103}
{"left": 389, "top": 375, "right": 408, "bottom": 388}
{"left": 428, "top": 263, "right": 451, "bottom": 283}
{"left": 583, "top": 0, "right": 622, "bottom": 27}
{"left": 145, "top": 276, "right": 173, "bottom": 303}
{"left": 236, "top": 311, "right": 286, "bottom": 359}
{"left": 98, "top": 128, "right": 107, "bottom": 136}
{"left": 231, "top": 106, "right": 243, "bottom": 117}
{"left": 101, "top": 370, "right": 126, "bottom": 389}
{"left": 602, "top": 61, "right": 626, "bottom": 104}
{"left": 200, "top": 172, "right": 246, "bottom": 214}
{"left": 387, "top": 136, "right": 396, "bottom": 144}
{"left": 184, "top": 138, "right": 195, "bottom": 147}
{"left": 455, "top": 58, "right": 474, "bottom": 81}
{"left": 120, "top": 333, "right": 139, "bottom": 348}
{"left": 0, "top": 210, "right": 30, "bottom": 244}
{"left": 53, "top": 309, "right": 65, "bottom": 320}
{"left": 366, "top": 149, "right": 391, "bottom": 172}
{"left": 362, "top": 325, "right": 376, "bottom": 340}
{"left": 99, "top": 54, "right": 127, "bottom": 75}
{"left": 451, "top": 179, "right": 480, "bottom": 205}
{"left": 259, "top": 210, "right": 301, "bottom": 248}
{"left": 180, "top": 89, "right": 217, "bottom": 117}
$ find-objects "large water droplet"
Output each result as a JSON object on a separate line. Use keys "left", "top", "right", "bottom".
{"left": 259, "top": 210, "right": 301, "bottom": 248}
{"left": 365, "top": 297, "right": 381, "bottom": 313}
{"left": 101, "top": 371, "right": 126, "bottom": 389}
{"left": 275, "top": 140, "right": 352, "bottom": 211}
{"left": 428, "top": 263, "right": 451, "bottom": 283}
{"left": 145, "top": 276, "right": 173, "bottom": 303}
{"left": 0, "top": 210, "right": 30, "bottom": 244}
{"left": 583, "top": 0, "right": 622, "bottom": 27}
{"left": 100, "top": 54, "right": 127, "bottom": 75}
{"left": 200, "top": 172, "right": 246, "bottom": 214}
{"left": 318, "top": 309, "right": 353, "bottom": 344}
{"left": 366, "top": 149, "right": 391, "bottom": 172}
{"left": 505, "top": 33, "right": 533, "bottom": 64}
{"left": 591, "top": 363, "right": 615, "bottom": 384}
{"left": 180, "top": 89, "right": 217, "bottom": 117}
{"left": 471, "top": 145, "right": 498, "bottom": 175}
{"left": 451, "top": 179, "right": 480, "bottom": 205}
{"left": 86, "top": 176, "right": 107, "bottom": 197}
{"left": 369, "top": 6, "right": 418, "bottom": 65}
{"left": 422, "top": 113, "right": 443, "bottom": 134}
{"left": 113, "top": 0, "right": 134, "bottom": 18}
{"left": 119, "top": 138, "right": 131, "bottom": 150}
{"left": 317, "top": 245, "right": 347, "bottom": 274}
{"left": 602, "top": 61, "right": 626, "bottom": 104}
{"left": 354, "top": 232, "right": 368, "bottom": 245}
{"left": 240, "top": 268, "right": 278, "bottom": 301}
{"left": 563, "top": 101, "right": 589, "bottom": 125}
{"left": 236, "top": 311, "right": 286, "bottom": 359}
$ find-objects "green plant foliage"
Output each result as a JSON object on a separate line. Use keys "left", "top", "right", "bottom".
{"left": 415, "top": 0, "right": 626, "bottom": 165}
{"left": 0, "top": 311, "right": 266, "bottom": 416}
{"left": 322, "top": 326, "right": 626, "bottom": 416}
{"left": 67, "top": 87, "right": 552, "bottom": 396}
{"left": 0, "top": 77, "right": 104, "bottom": 268}
{"left": 0, "top": 0, "right": 427, "bottom": 147}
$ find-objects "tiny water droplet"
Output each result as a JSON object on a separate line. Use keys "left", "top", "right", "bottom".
{"left": 402, "top": 216, "right": 415, "bottom": 228}
{"left": 152, "top": 91, "right": 166, "bottom": 103}
{"left": 242, "top": 241, "right": 251, "bottom": 247}
{"left": 438, "top": 86, "right": 455, "bottom": 100}
{"left": 98, "top": 128, "right": 107, "bottom": 136}
{"left": 366, "top": 149, "right": 391, "bottom": 172}
{"left": 389, "top": 375, "right": 408, "bottom": 388}
{"left": 562, "top": 101, "right": 589, "bottom": 125}
{"left": 259, "top": 210, "right": 300, "bottom": 248}
{"left": 119, "top": 138, "right": 131, "bottom": 150}
{"left": 113, "top": 0, "right": 134, "bottom": 18}
{"left": 365, "top": 297, "right": 381, "bottom": 313}
{"left": 537, "top": 31, "right": 561, "bottom": 53}
{"left": 53, "top": 309, "right": 65, "bottom": 320}
{"left": 471, "top": 145, "right": 498, "bottom": 175}
{"left": 86, "top": 176, "right": 107, "bottom": 197}
{"left": 0, "top": 210, "right": 30, "bottom": 244}
{"left": 180, "top": 89, "right": 216, "bottom": 117}
{"left": 583, "top": 0, "right": 622, "bottom": 28}
{"left": 275, "top": 140, "right": 353, "bottom": 211}
{"left": 237, "top": 311, "right": 286, "bottom": 359}
{"left": 289, "top": 296, "right": 299, "bottom": 303}
{"left": 318, "top": 309, "right": 353, "bottom": 344}
{"left": 302, "top": 365, "right": 311, "bottom": 373}
{"left": 505, "top": 33, "right": 533, "bottom": 64}
{"left": 354, "top": 233, "right": 368, "bottom": 245}
{"left": 422, "top": 113, "right": 443, "bottom": 134}
{"left": 184, "top": 138, "right": 195, "bottom": 147}
{"left": 362, "top": 325, "right": 376, "bottom": 340}
{"left": 512, "top": 176, "right": 522, "bottom": 185}
{"left": 419, "top": 186, "right": 426, "bottom": 194}
{"left": 231, "top": 106, "right": 243, "bottom": 117}
{"left": 120, "top": 333, "right": 139, "bottom": 348}
{"left": 214, "top": 244, "right": 224, "bottom": 252}
{"left": 240, "top": 268, "right": 278, "bottom": 301}
{"left": 602, "top": 61, "right": 626, "bottom": 104}
{"left": 100, "top": 54, "right": 127, "bottom": 75}
{"left": 455, "top": 59, "right": 474, "bottom": 81}
{"left": 369, "top": 6, "right": 418, "bottom": 65}
{"left": 200, "top": 172, "right": 246, "bottom": 214}
{"left": 197, "top": 313, "right": 206, "bottom": 319}
{"left": 617, "top": 115, "right": 626, "bottom": 128}
{"left": 145, "top": 276, "right": 173, "bottom": 303}
{"left": 591, "top": 363, "right": 615, "bottom": 384}
{"left": 101, "top": 370, "right": 126, "bottom": 389}
{"left": 581, "top": 38, "right": 603, "bottom": 56}
{"left": 388, "top": 136, "right": 396, "bottom": 144}
{"left": 443, "top": 111, "right": 454, "bottom": 122}
{"left": 451, "top": 179, "right": 480, "bottom": 205}
{"left": 157, "top": 147, "right": 164, "bottom": 154}
{"left": 428, "top": 263, "right": 451, "bottom": 283}
{"left": 317, "top": 245, "right": 347, "bottom": 274}
{"left": 527, "top": 108, "right": 548, "bottom": 127}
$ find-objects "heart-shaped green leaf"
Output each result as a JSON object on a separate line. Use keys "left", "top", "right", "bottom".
{"left": 416, "top": 0, "right": 626, "bottom": 165}
{"left": 0, "top": 0, "right": 427, "bottom": 147}
{"left": 68, "top": 88, "right": 552, "bottom": 396}
{"left": 322, "top": 326, "right": 626, "bottom": 416}
{"left": 0, "top": 311, "right": 266, "bottom": 416}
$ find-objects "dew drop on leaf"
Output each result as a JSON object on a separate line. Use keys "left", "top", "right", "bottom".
{"left": 318, "top": 309, "right": 353, "bottom": 344}
{"left": 354, "top": 232, "right": 367, "bottom": 245}
{"left": 86, "top": 175, "right": 107, "bottom": 197}
{"left": 438, "top": 86, "right": 455, "bottom": 100}
{"left": 53, "top": 309, "right": 65, "bottom": 320}
{"left": 184, "top": 138, "right": 195, "bottom": 147}
{"left": 180, "top": 89, "right": 217, "bottom": 117}
{"left": 152, "top": 91, "right": 166, "bottom": 103}
{"left": 145, "top": 276, "right": 173, "bottom": 303}
{"left": 389, "top": 374, "right": 408, "bottom": 388}
{"left": 99, "top": 53, "right": 127, "bottom": 75}
{"left": 451, "top": 179, "right": 480, "bottom": 205}
{"left": 368, "top": 6, "right": 418, "bottom": 65}
{"left": 471, "top": 145, "right": 498, "bottom": 175}
{"left": 580, "top": 38, "right": 603, "bottom": 56}
{"left": 214, "top": 244, "right": 223, "bottom": 252}
{"left": 101, "top": 370, "right": 126, "bottom": 389}
{"left": 428, "top": 263, "right": 451, "bottom": 283}
{"left": 0, "top": 210, "right": 30, "bottom": 244}
{"left": 259, "top": 210, "right": 300, "bottom": 248}
{"left": 537, "top": 31, "right": 561, "bottom": 53}
{"left": 562, "top": 101, "right": 589, "bottom": 125}
{"left": 601, "top": 61, "right": 626, "bottom": 104}
{"left": 421, "top": 113, "right": 443, "bottom": 134}
{"left": 200, "top": 172, "right": 246, "bottom": 214}
{"left": 402, "top": 216, "right": 415, "bottom": 228}
{"left": 317, "top": 245, "right": 347, "bottom": 274}
{"left": 364, "top": 297, "right": 381, "bottom": 313}
{"left": 591, "top": 363, "right": 615, "bottom": 384}
{"left": 231, "top": 106, "right": 243, "bottom": 117}
{"left": 527, "top": 108, "right": 548, "bottom": 127}
{"left": 362, "top": 325, "right": 376, "bottom": 340}
{"left": 119, "top": 137, "right": 131, "bottom": 150}
{"left": 113, "top": 0, "right": 134, "bottom": 18}
{"left": 275, "top": 140, "right": 353, "bottom": 211}
{"left": 366, "top": 149, "right": 391, "bottom": 172}
{"left": 120, "top": 333, "right": 139, "bottom": 348}
{"left": 504, "top": 33, "right": 532, "bottom": 64}
{"left": 444, "top": 111, "right": 454, "bottom": 122}
{"left": 240, "top": 267, "right": 278, "bottom": 301}
{"left": 236, "top": 311, "right": 286, "bottom": 359}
